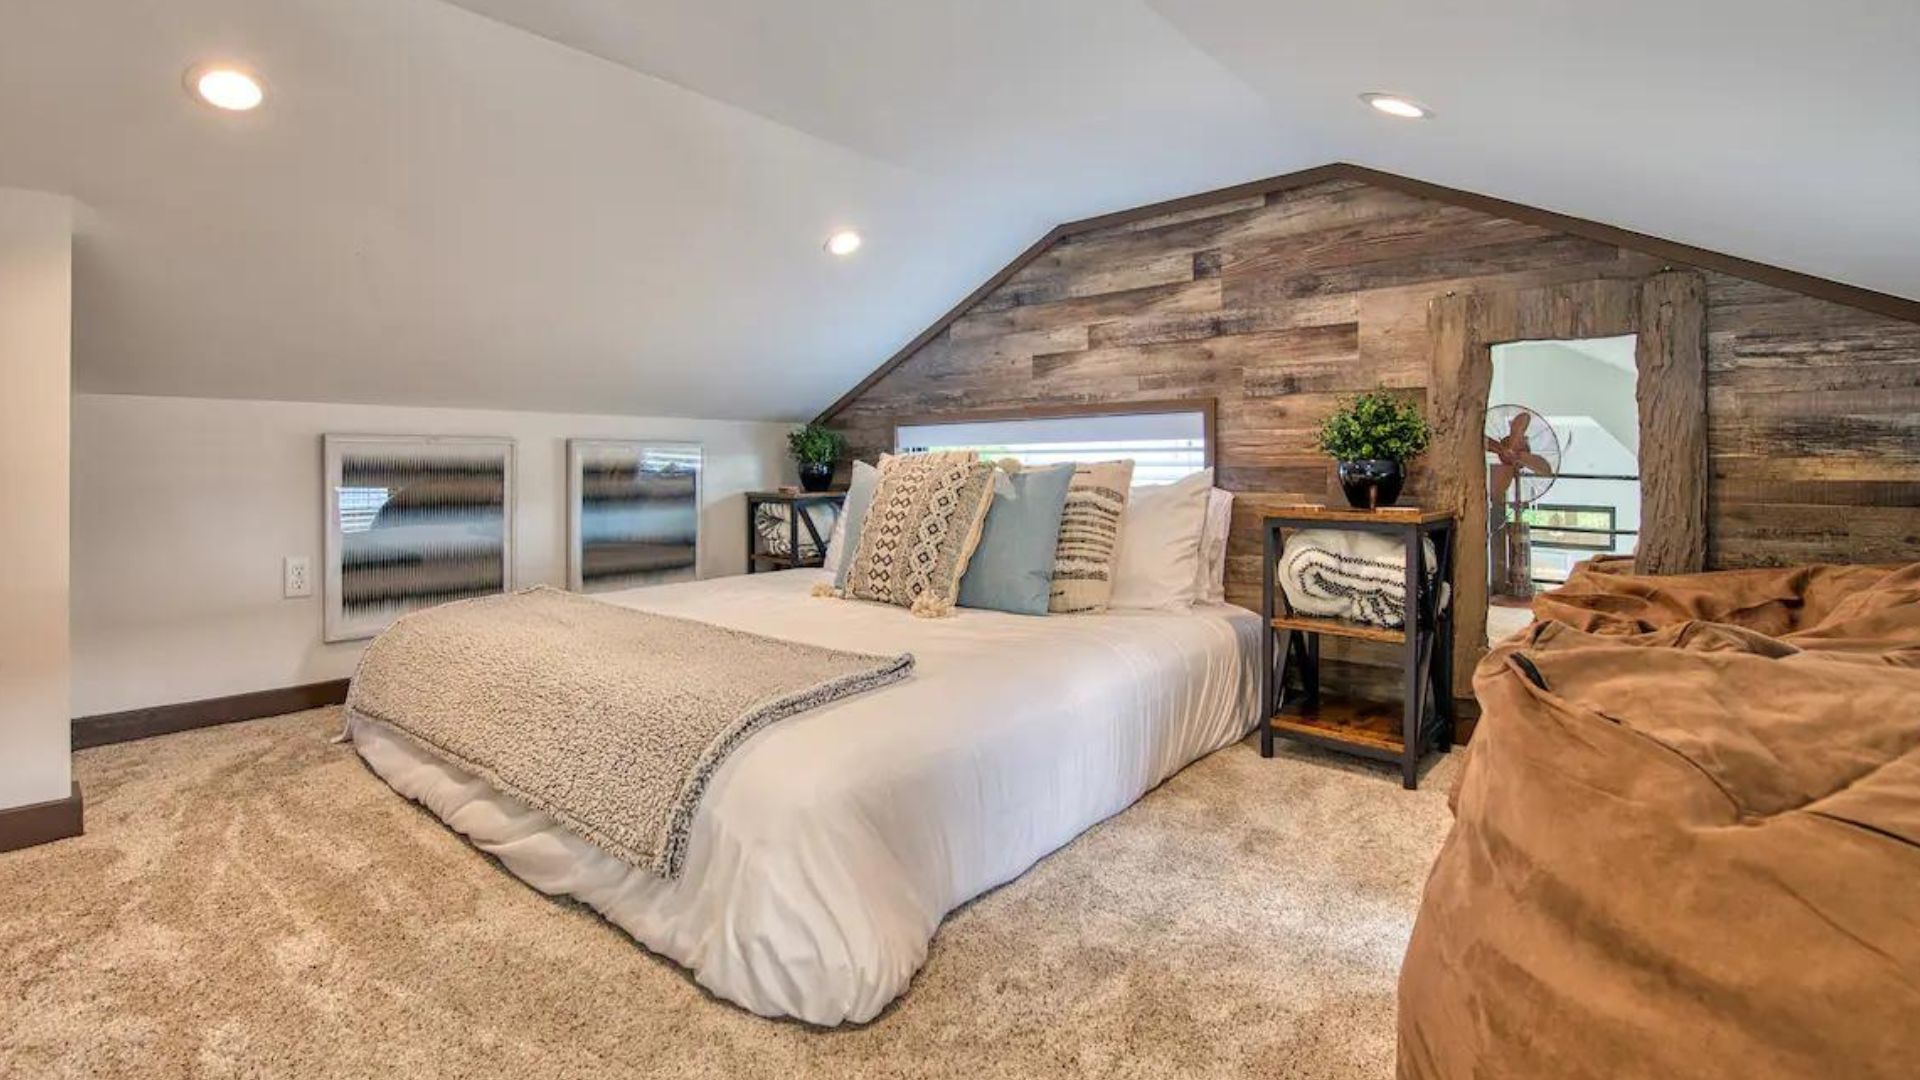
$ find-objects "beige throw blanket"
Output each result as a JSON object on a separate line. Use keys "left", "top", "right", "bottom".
{"left": 346, "top": 587, "right": 914, "bottom": 879}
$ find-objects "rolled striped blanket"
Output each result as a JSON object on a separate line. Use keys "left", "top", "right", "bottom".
{"left": 1279, "top": 528, "right": 1440, "bottom": 629}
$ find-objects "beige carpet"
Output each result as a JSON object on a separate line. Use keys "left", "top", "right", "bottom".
{"left": 0, "top": 709, "right": 1456, "bottom": 1079}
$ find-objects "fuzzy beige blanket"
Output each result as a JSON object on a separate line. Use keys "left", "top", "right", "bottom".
{"left": 346, "top": 586, "right": 913, "bottom": 879}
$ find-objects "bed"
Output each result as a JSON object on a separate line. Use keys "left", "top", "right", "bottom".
{"left": 349, "top": 567, "right": 1259, "bottom": 1025}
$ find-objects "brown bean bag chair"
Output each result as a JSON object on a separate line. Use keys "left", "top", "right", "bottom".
{"left": 1399, "top": 561, "right": 1920, "bottom": 1080}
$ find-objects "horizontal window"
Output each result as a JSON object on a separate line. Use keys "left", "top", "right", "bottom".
{"left": 896, "top": 411, "right": 1207, "bottom": 487}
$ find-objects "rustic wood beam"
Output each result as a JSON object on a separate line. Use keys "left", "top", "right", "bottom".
{"left": 1635, "top": 271, "right": 1710, "bottom": 574}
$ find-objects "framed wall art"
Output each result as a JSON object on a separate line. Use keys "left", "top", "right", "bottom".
{"left": 323, "top": 434, "right": 515, "bottom": 642}
{"left": 567, "top": 439, "right": 702, "bottom": 592}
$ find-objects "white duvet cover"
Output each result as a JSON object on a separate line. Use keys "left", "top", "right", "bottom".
{"left": 350, "top": 569, "right": 1258, "bottom": 1025}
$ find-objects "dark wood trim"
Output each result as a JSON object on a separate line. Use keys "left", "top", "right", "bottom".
{"left": 1051, "top": 162, "right": 1357, "bottom": 238}
{"left": 0, "top": 782, "right": 83, "bottom": 853}
{"left": 815, "top": 162, "right": 1920, "bottom": 423}
{"left": 888, "top": 396, "right": 1218, "bottom": 470}
{"left": 72, "top": 678, "right": 351, "bottom": 750}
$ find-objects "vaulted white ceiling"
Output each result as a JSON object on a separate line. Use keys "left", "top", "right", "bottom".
{"left": 2, "top": 0, "right": 1913, "bottom": 421}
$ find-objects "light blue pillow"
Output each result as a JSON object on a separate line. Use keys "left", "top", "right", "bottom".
{"left": 957, "top": 464, "right": 1075, "bottom": 616}
{"left": 831, "top": 460, "right": 880, "bottom": 591}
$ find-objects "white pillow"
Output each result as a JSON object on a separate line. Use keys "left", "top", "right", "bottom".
{"left": 1108, "top": 469, "right": 1214, "bottom": 611}
{"left": 821, "top": 460, "right": 878, "bottom": 577}
{"left": 1192, "top": 487, "right": 1234, "bottom": 604}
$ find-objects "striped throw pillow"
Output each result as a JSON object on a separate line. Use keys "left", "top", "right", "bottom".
{"left": 1048, "top": 459, "right": 1135, "bottom": 613}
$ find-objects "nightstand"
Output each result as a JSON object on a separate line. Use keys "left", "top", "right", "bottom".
{"left": 745, "top": 490, "right": 847, "bottom": 573}
{"left": 1259, "top": 504, "right": 1457, "bottom": 789}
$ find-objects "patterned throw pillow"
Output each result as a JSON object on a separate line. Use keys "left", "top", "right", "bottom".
{"left": 1049, "top": 459, "right": 1136, "bottom": 613}
{"left": 841, "top": 452, "right": 996, "bottom": 617}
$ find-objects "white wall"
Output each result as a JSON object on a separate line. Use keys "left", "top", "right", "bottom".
{"left": 1490, "top": 337, "right": 1640, "bottom": 454}
{"left": 0, "top": 189, "right": 74, "bottom": 809}
{"left": 71, "top": 394, "right": 792, "bottom": 717}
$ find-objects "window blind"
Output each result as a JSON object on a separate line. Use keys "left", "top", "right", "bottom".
{"left": 895, "top": 411, "right": 1207, "bottom": 487}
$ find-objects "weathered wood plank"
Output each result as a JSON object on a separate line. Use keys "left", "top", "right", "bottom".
{"left": 1712, "top": 414, "right": 1920, "bottom": 465}
{"left": 1635, "top": 271, "right": 1709, "bottom": 574}
{"left": 1710, "top": 503, "right": 1920, "bottom": 567}
{"left": 1222, "top": 202, "right": 1556, "bottom": 281}
{"left": 1710, "top": 477, "right": 1920, "bottom": 508}
{"left": 1424, "top": 292, "right": 1490, "bottom": 687}
{"left": 1076, "top": 294, "right": 1360, "bottom": 350}
{"left": 1225, "top": 235, "right": 1622, "bottom": 310}
{"left": 1709, "top": 376, "right": 1920, "bottom": 415}
{"left": 1109, "top": 194, "right": 1267, "bottom": 234}
{"left": 948, "top": 278, "right": 1221, "bottom": 342}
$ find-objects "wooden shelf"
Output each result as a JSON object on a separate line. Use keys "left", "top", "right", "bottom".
{"left": 1266, "top": 503, "right": 1452, "bottom": 525}
{"left": 1271, "top": 613, "right": 1405, "bottom": 644}
{"left": 1260, "top": 509, "right": 1457, "bottom": 788}
{"left": 746, "top": 491, "right": 844, "bottom": 574}
{"left": 1270, "top": 693, "right": 1406, "bottom": 754}
{"left": 750, "top": 553, "right": 826, "bottom": 569}
{"left": 747, "top": 489, "right": 848, "bottom": 501}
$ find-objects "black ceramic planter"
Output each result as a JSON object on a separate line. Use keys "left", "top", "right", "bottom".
{"left": 1337, "top": 459, "right": 1406, "bottom": 509}
{"left": 797, "top": 461, "right": 835, "bottom": 492}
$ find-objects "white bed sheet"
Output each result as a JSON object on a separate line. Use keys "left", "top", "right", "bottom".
{"left": 350, "top": 568, "right": 1258, "bottom": 1025}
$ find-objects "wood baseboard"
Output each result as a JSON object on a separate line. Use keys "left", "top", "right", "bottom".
{"left": 72, "top": 679, "right": 351, "bottom": 750}
{"left": 0, "top": 782, "right": 84, "bottom": 853}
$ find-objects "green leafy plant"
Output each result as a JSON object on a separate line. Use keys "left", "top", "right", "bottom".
{"left": 1317, "top": 390, "right": 1432, "bottom": 463}
{"left": 786, "top": 422, "right": 846, "bottom": 466}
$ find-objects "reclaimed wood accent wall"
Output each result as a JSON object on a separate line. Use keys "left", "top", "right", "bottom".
{"left": 1704, "top": 274, "right": 1920, "bottom": 567}
{"left": 1427, "top": 273, "right": 1706, "bottom": 668}
{"left": 824, "top": 177, "right": 1920, "bottom": 676}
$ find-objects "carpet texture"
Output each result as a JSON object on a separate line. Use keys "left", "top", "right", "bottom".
{"left": 0, "top": 709, "right": 1455, "bottom": 1079}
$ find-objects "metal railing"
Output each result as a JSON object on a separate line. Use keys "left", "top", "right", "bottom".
{"left": 1507, "top": 471, "right": 1642, "bottom": 587}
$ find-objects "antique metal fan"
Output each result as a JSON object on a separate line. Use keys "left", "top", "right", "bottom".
{"left": 1485, "top": 405, "right": 1562, "bottom": 599}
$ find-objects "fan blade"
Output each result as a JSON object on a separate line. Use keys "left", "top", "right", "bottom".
{"left": 1485, "top": 435, "right": 1508, "bottom": 456}
{"left": 1509, "top": 411, "right": 1531, "bottom": 439}
{"left": 1516, "top": 451, "right": 1554, "bottom": 475}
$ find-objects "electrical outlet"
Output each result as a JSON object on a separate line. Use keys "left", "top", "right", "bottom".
{"left": 284, "top": 556, "right": 313, "bottom": 599}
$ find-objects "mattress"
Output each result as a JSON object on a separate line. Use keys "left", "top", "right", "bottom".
{"left": 350, "top": 568, "right": 1258, "bottom": 1025}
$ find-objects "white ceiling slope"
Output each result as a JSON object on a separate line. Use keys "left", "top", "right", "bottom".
{"left": 1149, "top": 0, "right": 1920, "bottom": 308}
{"left": 0, "top": 1, "right": 1913, "bottom": 422}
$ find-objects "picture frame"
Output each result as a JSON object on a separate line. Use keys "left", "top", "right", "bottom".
{"left": 567, "top": 439, "right": 703, "bottom": 592}
{"left": 322, "top": 434, "right": 516, "bottom": 642}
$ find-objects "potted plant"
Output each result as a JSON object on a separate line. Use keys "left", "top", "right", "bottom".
{"left": 1317, "top": 391, "right": 1432, "bottom": 509}
{"left": 787, "top": 422, "right": 846, "bottom": 492}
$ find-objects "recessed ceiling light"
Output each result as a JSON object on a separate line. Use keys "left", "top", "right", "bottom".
{"left": 1361, "top": 92, "right": 1431, "bottom": 120}
{"left": 186, "top": 64, "right": 265, "bottom": 112}
{"left": 825, "top": 230, "right": 863, "bottom": 256}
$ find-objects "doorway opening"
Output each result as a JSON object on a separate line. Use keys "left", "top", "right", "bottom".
{"left": 1484, "top": 335, "right": 1640, "bottom": 643}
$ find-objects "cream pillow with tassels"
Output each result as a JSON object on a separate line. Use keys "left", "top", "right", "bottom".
{"left": 822, "top": 451, "right": 996, "bottom": 618}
